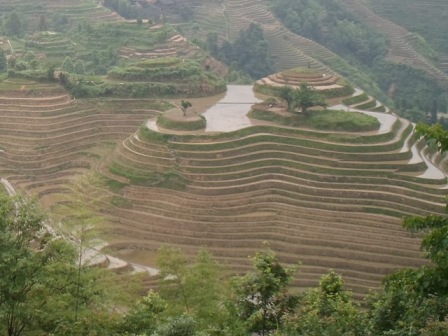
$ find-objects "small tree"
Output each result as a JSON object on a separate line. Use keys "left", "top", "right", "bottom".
{"left": 4, "top": 11, "right": 24, "bottom": 37}
{"left": 37, "top": 15, "right": 47, "bottom": 31}
{"left": 118, "top": 290, "right": 167, "bottom": 335}
{"left": 281, "top": 271, "right": 367, "bottom": 335}
{"left": 181, "top": 100, "right": 192, "bottom": 116}
{"left": 278, "top": 83, "right": 327, "bottom": 116}
{"left": 278, "top": 86, "right": 298, "bottom": 112}
{"left": 229, "top": 248, "right": 299, "bottom": 336}
{"left": 74, "top": 59, "right": 85, "bottom": 75}
{"left": 51, "top": 174, "right": 109, "bottom": 323}
{"left": 61, "top": 56, "right": 75, "bottom": 73}
{"left": 296, "top": 82, "right": 327, "bottom": 116}
{"left": 46, "top": 63, "right": 56, "bottom": 81}
{"left": 0, "top": 49, "right": 7, "bottom": 72}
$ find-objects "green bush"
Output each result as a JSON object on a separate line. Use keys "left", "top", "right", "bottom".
{"left": 342, "top": 93, "right": 368, "bottom": 106}
{"left": 108, "top": 163, "right": 187, "bottom": 190}
{"left": 138, "top": 125, "right": 171, "bottom": 143}
{"left": 355, "top": 99, "right": 377, "bottom": 110}
{"left": 371, "top": 105, "right": 387, "bottom": 112}
{"left": 107, "top": 61, "right": 202, "bottom": 82}
{"left": 320, "top": 84, "right": 355, "bottom": 98}
{"left": 307, "top": 109, "right": 380, "bottom": 132}
{"left": 254, "top": 83, "right": 354, "bottom": 100}
{"left": 249, "top": 108, "right": 380, "bottom": 132}
{"left": 157, "top": 114, "right": 206, "bottom": 131}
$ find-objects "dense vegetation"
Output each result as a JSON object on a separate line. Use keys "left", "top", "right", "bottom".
{"left": 270, "top": 0, "right": 388, "bottom": 66}
{"left": 0, "top": 10, "right": 225, "bottom": 98}
{"left": 373, "top": 61, "right": 448, "bottom": 123}
{"left": 103, "top": 0, "right": 160, "bottom": 21}
{"left": 206, "top": 23, "right": 274, "bottom": 79}
{"left": 368, "top": 0, "right": 448, "bottom": 54}
{"left": 268, "top": 0, "right": 448, "bottom": 123}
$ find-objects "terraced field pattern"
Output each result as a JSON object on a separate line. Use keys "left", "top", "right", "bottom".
{"left": 1, "top": 0, "right": 448, "bottom": 298}
{"left": 107, "top": 119, "right": 448, "bottom": 298}
{"left": 2, "top": 73, "right": 446, "bottom": 298}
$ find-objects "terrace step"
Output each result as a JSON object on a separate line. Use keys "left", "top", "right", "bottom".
{"left": 92, "top": 108, "right": 448, "bottom": 297}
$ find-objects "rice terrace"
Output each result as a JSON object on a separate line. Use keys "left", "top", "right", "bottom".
{"left": 1, "top": 0, "right": 448, "bottom": 307}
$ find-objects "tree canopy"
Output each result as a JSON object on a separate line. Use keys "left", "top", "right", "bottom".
{"left": 206, "top": 23, "right": 274, "bottom": 79}
{"left": 3, "top": 11, "right": 24, "bottom": 37}
{"left": 279, "top": 83, "right": 327, "bottom": 115}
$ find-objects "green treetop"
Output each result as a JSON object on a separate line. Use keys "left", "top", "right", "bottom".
{"left": 279, "top": 83, "right": 327, "bottom": 115}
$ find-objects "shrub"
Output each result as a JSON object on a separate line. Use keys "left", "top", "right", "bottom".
{"left": 157, "top": 114, "right": 206, "bottom": 131}
{"left": 307, "top": 109, "right": 380, "bottom": 131}
{"left": 355, "top": 99, "right": 377, "bottom": 110}
{"left": 342, "top": 93, "right": 368, "bottom": 106}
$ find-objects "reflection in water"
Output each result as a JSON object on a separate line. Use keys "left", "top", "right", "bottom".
{"left": 147, "top": 85, "right": 263, "bottom": 133}
{"left": 203, "top": 85, "right": 263, "bottom": 132}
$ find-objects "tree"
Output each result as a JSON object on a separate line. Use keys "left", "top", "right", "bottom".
{"left": 51, "top": 12, "right": 69, "bottom": 32}
{"left": 50, "top": 174, "right": 110, "bottom": 324}
{"left": 153, "top": 315, "right": 198, "bottom": 336}
{"left": 211, "top": 23, "right": 274, "bottom": 79}
{"left": 178, "top": 4, "right": 194, "bottom": 21}
{"left": 0, "top": 194, "right": 47, "bottom": 336}
{"left": 279, "top": 83, "right": 327, "bottom": 115}
{"left": 4, "top": 11, "right": 24, "bottom": 37}
{"left": 280, "top": 271, "right": 367, "bottom": 335}
{"left": 46, "top": 63, "right": 56, "bottom": 81}
{"left": 0, "top": 50, "right": 7, "bottom": 72}
{"left": 416, "top": 123, "right": 448, "bottom": 151}
{"left": 0, "top": 194, "right": 120, "bottom": 336}
{"left": 181, "top": 100, "right": 192, "bottom": 116}
{"left": 206, "top": 32, "right": 219, "bottom": 57}
{"left": 278, "top": 86, "right": 298, "bottom": 112}
{"left": 118, "top": 290, "right": 167, "bottom": 335}
{"left": 74, "top": 59, "right": 85, "bottom": 75}
{"left": 156, "top": 247, "right": 228, "bottom": 332}
{"left": 37, "top": 15, "right": 47, "bottom": 31}
{"left": 42, "top": 175, "right": 138, "bottom": 334}
{"left": 61, "top": 56, "right": 75, "bottom": 73}
{"left": 295, "top": 82, "right": 327, "bottom": 115}
{"left": 228, "top": 248, "right": 299, "bottom": 336}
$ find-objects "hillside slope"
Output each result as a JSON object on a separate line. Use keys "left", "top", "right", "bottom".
{"left": 96, "top": 90, "right": 448, "bottom": 298}
{"left": 340, "top": 0, "right": 448, "bottom": 83}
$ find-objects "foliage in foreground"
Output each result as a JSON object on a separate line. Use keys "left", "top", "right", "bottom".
{"left": 0, "top": 193, "right": 135, "bottom": 336}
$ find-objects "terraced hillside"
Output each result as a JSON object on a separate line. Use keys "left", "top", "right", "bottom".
{"left": 183, "top": 0, "right": 353, "bottom": 77}
{"left": 0, "top": 78, "right": 446, "bottom": 298}
{"left": 0, "top": 0, "right": 447, "bottom": 300}
{"left": 339, "top": 0, "right": 448, "bottom": 83}
{"left": 256, "top": 68, "right": 346, "bottom": 91}
{"left": 0, "top": 79, "right": 168, "bottom": 210}
{"left": 96, "top": 95, "right": 448, "bottom": 298}
{"left": 367, "top": 0, "right": 448, "bottom": 54}
{"left": 0, "top": 0, "right": 227, "bottom": 98}
{"left": 256, "top": 67, "right": 389, "bottom": 114}
{"left": 0, "top": 0, "right": 123, "bottom": 29}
